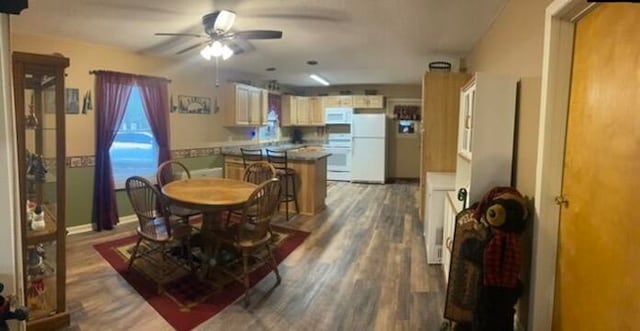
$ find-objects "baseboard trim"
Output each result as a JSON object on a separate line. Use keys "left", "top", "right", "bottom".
{"left": 66, "top": 214, "right": 138, "bottom": 235}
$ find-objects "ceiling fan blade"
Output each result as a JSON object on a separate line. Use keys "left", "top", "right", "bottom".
{"left": 227, "top": 42, "right": 245, "bottom": 55}
{"left": 234, "top": 30, "right": 283, "bottom": 40}
{"left": 175, "top": 40, "right": 210, "bottom": 55}
{"left": 155, "top": 32, "right": 207, "bottom": 38}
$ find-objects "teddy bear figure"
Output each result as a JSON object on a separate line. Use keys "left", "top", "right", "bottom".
{"left": 460, "top": 187, "right": 528, "bottom": 331}
{"left": 0, "top": 282, "right": 29, "bottom": 331}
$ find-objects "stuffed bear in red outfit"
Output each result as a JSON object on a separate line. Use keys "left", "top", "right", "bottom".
{"left": 460, "top": 187, "right": 528, "bottom": 331}
{"left": 0, "top": 282, "right": 29, "bottom": 331}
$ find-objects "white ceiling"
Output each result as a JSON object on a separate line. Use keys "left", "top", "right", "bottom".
{"left": 10, "top": 0, "right": 507, "bottom": 86}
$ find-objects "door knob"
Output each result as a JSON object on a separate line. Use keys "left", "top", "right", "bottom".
{"left": 554, "top": 195, "right": 569, "bottom": 208}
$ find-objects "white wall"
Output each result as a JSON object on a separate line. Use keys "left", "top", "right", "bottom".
{"left": 0, "top": 13, "right": 21, "bottom": 323}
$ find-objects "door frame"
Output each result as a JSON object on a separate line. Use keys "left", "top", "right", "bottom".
{"left": 529, "top": 0, "right": 597, "bottom": 330}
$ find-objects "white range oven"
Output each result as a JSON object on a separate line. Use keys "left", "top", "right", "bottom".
{"left": 324, "top": 134, "right": 352, "bottom": 181}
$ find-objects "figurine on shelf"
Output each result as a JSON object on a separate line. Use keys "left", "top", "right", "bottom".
{"left": 30, "top": 205, "right": 46, "bottom": 231}
{"left": 25, "top": 103, "right": 38, "bottom": 129}
{"left": 26, "top": 151, "right": 47, "bottom": 183}
{"left": 26, "top": 277, "right": 48, "bottom": 313}
{"left": 0, "top": 282, "right": 29, "bottom": 331}
{"left": 26, "top": 244, "right": 46, "bottom": 276}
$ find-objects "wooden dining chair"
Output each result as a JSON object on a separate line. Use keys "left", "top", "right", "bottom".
{"left": 225, "top": 161, "right": 278, "bottom": 226}
{"left": 125, "top": 176, "right": 195, "bottom": 293}
{"left": 212, "top": 178, "right": 282, "bottom": 307}
{"left": 156, "top": 160, "right": 202, "bottom": 224}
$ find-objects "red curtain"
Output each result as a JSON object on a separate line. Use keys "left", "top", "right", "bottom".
{"left": 92, "top": 72, "right": 134, "bottom": 231}
{"left": 92, "top": 71, "right": 172, "bottom": 231}
{"left": 138, "top": 77, "right": 171, "bottom": 166}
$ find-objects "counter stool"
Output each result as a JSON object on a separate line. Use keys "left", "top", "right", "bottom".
{"left": 240, "top": 148, "right": 263, "bottom": 168}
{"left": 266, "top": 149, "right": 299, "bottom": 221}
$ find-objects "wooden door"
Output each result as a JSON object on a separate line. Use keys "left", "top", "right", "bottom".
{"left": 553, "top": 5, "right": 640, "bottom": 330}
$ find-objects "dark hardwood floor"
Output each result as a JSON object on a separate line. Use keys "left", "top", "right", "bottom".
{"left": 63, "top": 181, "right": 446, "bottom": 330}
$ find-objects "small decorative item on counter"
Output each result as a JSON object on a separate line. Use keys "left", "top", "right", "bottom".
{"left": 30, "top": 205, "right": 45, "bottom": 231}
{"left": 0, "top": 282, "right": 29, "bottom": 331}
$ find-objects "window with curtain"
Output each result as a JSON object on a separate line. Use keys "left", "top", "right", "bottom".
{"left": 109, "top": 86, "right": 159, "bottom": 187}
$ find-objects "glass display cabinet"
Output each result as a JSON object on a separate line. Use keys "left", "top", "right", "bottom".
{"left": 12, "top": 52, "right": 70, "bottom": 331}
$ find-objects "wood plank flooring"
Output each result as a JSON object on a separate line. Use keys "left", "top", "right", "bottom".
{"left": 63, "top": 181, "right": 445, "bottom": 330}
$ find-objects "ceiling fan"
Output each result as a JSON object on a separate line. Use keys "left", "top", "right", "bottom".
{"left": 155, "top": 10, "right": 283, "bottom": 60}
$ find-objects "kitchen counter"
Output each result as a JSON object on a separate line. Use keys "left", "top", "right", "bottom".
{"left": 222, "top": 143, "right": 329, "bottom": 216}
{"left": 221, "top": 144, "right": 331, "bottom": 161}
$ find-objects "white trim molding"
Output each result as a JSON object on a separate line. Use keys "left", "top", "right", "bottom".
{"left": 0, "top": 13, "right": 22, "bottom": 314}
{"left": 529, "top": 0, "right": 595, "bottom": 330}
{"left": 66, "top": 214, "right": 139, "bottom": 235}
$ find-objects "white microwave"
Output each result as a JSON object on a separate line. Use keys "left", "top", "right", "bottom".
{"left": 325, "top": 108, "right": 353, "bottom": 124}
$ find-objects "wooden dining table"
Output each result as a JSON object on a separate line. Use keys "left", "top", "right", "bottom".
{"left": 162, "top": 177, "right": 257, "bottom": 227}
{"left": 161, "top": 177, "right": 257, "bottom": 260}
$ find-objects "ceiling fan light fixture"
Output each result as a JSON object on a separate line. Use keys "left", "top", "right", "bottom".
{"left": 221, "top": 45, "right": 234, "bottom": 60}
{"left": 310, "top": 74, "right": 330, "bottom": 86}
{"left": 214, "top": 10, "right": 236, "bottom": 33}
{"left": 210, "top": 41, "right": 224, "bottom": 57}
{"left": 200, "top": 44, "right": 213, "bottom": 60}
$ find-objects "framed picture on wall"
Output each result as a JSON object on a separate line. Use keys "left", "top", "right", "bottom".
{"left": 65, "top": 88, "right": 80, "bottom": 114}
{"left": 177, "top": 95, "right": 211, "bottom": 114}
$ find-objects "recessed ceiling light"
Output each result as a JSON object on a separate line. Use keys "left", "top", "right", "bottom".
{"left": 306, "top": 60, "right": 318, "bottom": 65}
{"left": 266, "top": 67, "right": 276, "bottom": 71}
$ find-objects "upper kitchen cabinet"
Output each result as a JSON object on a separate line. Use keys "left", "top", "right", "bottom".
{"left": 281, "top": 95, "right": 298, "bottom": 127}
{"left": 282, "top": 96, "right": 325, "bottom": 127}
{"left": 353, "top": 95, "right": 384, "bottom": 109}
{"left": 13, "top": 51, "right": 71, "bottom": 331}
{"left": 296, "top": 96, "right": 311, "bottom": 125}
{"left": 222, "top": 83, "right": 267, "bottom": 127}
{"left": 324, "top": 95, "right": 353, "bottom": 108}
{"left": 310, "top": 97, "right": 325, "bottom": 125}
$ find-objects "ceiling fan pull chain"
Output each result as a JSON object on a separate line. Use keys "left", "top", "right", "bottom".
{"left": 215, "top": 56, "right": 220, "bottom": 87}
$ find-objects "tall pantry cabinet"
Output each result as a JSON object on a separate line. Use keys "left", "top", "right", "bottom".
{"left": 419, "top": 72, "right": 470, "bottom": 222}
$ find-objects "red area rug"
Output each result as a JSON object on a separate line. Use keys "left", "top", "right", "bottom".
{"left": 94, "top": 225, "right": 309, "bottom": 331}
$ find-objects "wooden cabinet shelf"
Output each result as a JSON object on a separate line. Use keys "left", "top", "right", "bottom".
{"left": 13, "top": 51, "right": 70, "bottom": 331}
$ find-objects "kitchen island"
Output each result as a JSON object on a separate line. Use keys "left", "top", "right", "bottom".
{"left": 222, "top": 145, "right": 330, "bottom": 216}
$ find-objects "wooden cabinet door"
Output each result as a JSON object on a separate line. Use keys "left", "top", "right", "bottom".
{"left": 297, "top": 97, "right": 311, "bottom": 125}
{"left": 324, "top": 95, "right": 353, "bottom": 108}
{"left": 310, "top": 97, "right": 325, "bottom": 125}
{"left": 353, "top": 95, "right": 369, "bottom": 108}
{"left": 224, "top": 159, "right": 244, "bottom": 180}
{"left": 367, "top": 95, "right": 384, "bottom": 108}
{"left": 235, "top": 86, "right": 250, "bottom": 125}
{"left": 248, "top": 88, "right": 261, "bottom": 125}
{"left": 260, "top": 89, "right": 269, "bottom": 126}
{"left": 281, "top": 95, "right": 297, "bottom": 126}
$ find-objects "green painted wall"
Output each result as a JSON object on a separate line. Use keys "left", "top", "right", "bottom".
{"left": 65, "top": 155, "right": 224, "bottom": 228}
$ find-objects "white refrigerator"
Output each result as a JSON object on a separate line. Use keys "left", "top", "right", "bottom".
{"left": 351, "top": 113, "right": 386, "bottom": 183}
